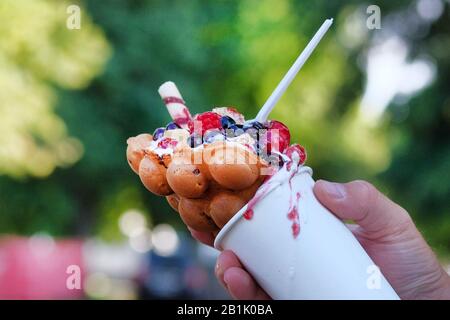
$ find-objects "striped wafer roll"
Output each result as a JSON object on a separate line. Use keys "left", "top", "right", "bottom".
{"left": 158, "top": 81, "right": 192, "bottom": 128}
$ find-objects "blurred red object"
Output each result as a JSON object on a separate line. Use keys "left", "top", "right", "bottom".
{"left": 0, "top": 236, "right": 85, "bottom": 300}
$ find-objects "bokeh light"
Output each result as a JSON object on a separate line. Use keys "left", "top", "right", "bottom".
{"left": 416, "top": 0, "right": 444, "bottom": 21}
{"left": 151, "top": 224, "right": 179, "bottom": 257}
{"left": 129, "top": 228, "right": 153, "bottom": 253}
{"left": 118, "top": 209, "right": 148, "bottom": 238}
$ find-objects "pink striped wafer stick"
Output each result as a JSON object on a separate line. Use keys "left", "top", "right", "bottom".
{"left": 158, "top": 81, "right": 192, "bottom": 128}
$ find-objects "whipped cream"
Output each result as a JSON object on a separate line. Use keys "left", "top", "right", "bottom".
{"left": 147, "top": 140, "right": 175, "bottom": 157}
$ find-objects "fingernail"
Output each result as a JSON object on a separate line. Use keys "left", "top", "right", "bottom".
{"left": 223, "top": 271, "right": 230, "bottom": 286}
{"left": 216, "top": 262, "right": 226, "bottom": 287}
{"left": 320, "top": 181, "right": 346, "bottom": 199}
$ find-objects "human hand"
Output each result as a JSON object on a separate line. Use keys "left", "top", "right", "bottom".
{"left": 190, "top": 180, "right": 450, "bottom": 300}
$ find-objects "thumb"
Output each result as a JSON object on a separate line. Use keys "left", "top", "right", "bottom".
{"left": 313, "top": 180, "right": 412, "bottom": 234}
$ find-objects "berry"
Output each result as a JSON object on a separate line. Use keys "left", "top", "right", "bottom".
{"left": 203, "top": 130, "right": 223, "bottom": 144}
{"left": 188, "top": 112, "right": 222, "bottom": 135}
{"left": 285, "top": 144, "right": 307, "bottom": 165}
{"left": 220, "top": 116, "right": 236, "bottom": 129}
{"left": 152, "top": 127, "right": 165, "bottom": 141}
{"left": 224, "top": 125, "right": 245, "bottom": 138}
{"left": 230, "top": 124, "right": 244, "bottom": 130}
{"left": 166, "top": 122, "right": 181, "bottom": 130}
{"left": 188, "top": 133, "right": 203, "bottom": 148}
{"left": 266, "top": 120, "right": 290, "bottom": 153}
{"left": 158, "top": 137, "right": 178, "bottom": 149}
{"left": 243, "top": 120, "right": 265, "bottom": 131}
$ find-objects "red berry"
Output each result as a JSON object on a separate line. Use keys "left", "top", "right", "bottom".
{"left": 188, "top": 112, "right": 222, "bottom": 135}
{"left": 158, "top": 137, "right": 178, "bottom": 149}
{"left": 265, "top": 120, "right": 290, "bottom": 153}
{"left": 285, "top": 144, "right": 307, "bottom": 165}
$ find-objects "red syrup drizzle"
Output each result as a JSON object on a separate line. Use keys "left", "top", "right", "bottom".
{"left": 243, "top": 209, "right": 254, "bottom": 220}
{"left": 243, "top": 183, "right": 272, "bottom": 220}
{"left": 287, "top": 192, "right": 301, "bottom": 238}
{"left": 243, "top": 158, "right": 303, "bottom": 239}
{"left": 243, "top": 165, "right": 279, "bottom": 220}
{"left": 286, "top": 166, "right": 302, "bottom": 238}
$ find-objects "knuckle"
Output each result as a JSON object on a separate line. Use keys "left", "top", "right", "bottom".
{"left": 353, "top": 180, "right": 379, "bottom": 216}
{"left": 351, "top": 180, "right": 415, "bottom": 235}
{"left": 394, "top": 205, "right": 414, "bottom": 229}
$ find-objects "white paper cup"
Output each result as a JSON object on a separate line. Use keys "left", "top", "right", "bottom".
{"left": 214, "top": 166, "right": 399, "bottom": 300}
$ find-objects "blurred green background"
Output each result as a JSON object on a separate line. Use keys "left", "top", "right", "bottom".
{"left": 0, "top": 0, "right": 449, "bottom": 258}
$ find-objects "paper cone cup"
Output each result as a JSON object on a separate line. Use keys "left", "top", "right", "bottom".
{"left": 214, "top": 166, "right": 399, "bottom": 300}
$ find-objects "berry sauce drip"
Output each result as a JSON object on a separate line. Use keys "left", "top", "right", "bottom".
{"left": 287, "top": 192, "right": 301, "bottom": 238}
{"left": 244, "top": 156, "right": 303, "bottom": 239}
{"left": 243, "top": 209, "right": 254, "bottom": 220}
{"left": 243, "top": 183, "right": 272, "bottom": 220}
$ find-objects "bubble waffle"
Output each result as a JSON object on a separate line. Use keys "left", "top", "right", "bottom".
{"left": 126, "top": 82, "right": 306, "bottom": 232}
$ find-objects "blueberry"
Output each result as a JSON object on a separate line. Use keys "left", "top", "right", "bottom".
{"left": 166, "top": 122, "right": 181, "bottom": 130}
{"left": 230, "top": 124, "right": 244, "bottom": 131}
{"left": 152, "top": 127, "right": 165, "bottom": 141}
{"left": 188, "top": 133, "right": 203, "bottom": 148}
{"left": 220, "top": 116, "right": 236, "bottom": 129}
{"left": 244, "top": 120, "right": 265, "bottom": 131}
{"left": 225, "top": 125, "right": 245, "bottom": 138}
{"left": 204, "top": 129, "right": 223, "bottom": 143}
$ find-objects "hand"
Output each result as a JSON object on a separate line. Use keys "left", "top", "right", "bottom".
{"left": 188, "top": 229, "right": 270, "bottom": 299}
{"left": 190, "top": 180, "right": 450, "bottom": 300}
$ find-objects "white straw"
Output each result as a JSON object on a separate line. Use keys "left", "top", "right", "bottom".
{"left": 255, "top": 18, "right": 333, "bottom": 122}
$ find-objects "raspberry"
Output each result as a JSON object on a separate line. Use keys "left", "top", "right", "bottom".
{"left": 285, "top": 144, "right": 307, "bottom": 165}
{"left": 264, "top": 120, "right": 290, "bottom": 153}
{"left": 188, "top": 112, "right": 222, "bottom": 135}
